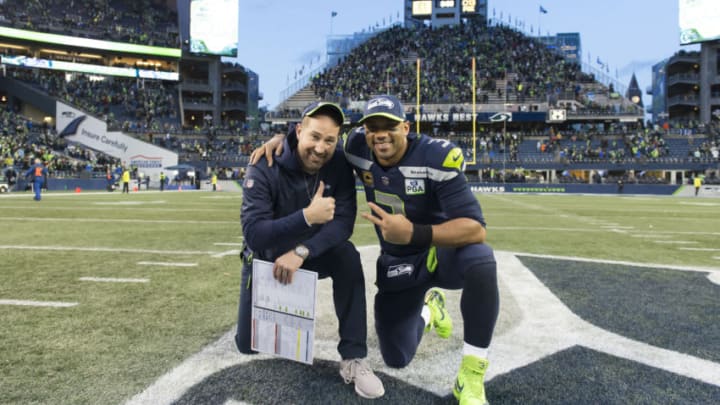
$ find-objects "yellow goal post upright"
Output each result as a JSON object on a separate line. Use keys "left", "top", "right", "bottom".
{"left": 470, "top": 56, "right": 477, "bottom": 165}
{"left": 414, "top": 57, "right": 478, "bottom": 165}
{"left": 416, "top": 58, "right": 421, "bottom": 134}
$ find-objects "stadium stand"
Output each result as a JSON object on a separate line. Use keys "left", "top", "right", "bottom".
{"left": 0, "top": 0, "right": 179, "bottom": 47}
{"left": 0, "top": 2, "right": 717, "bottom": 189}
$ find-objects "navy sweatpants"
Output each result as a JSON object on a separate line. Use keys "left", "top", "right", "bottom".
{"left": 374, "top": 243, "right": 498, "bottom": 368}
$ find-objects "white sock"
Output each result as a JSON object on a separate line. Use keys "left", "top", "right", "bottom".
{"left": 463, "top": 342, "right": 489, "bottom": 360}
{"left": 421, "top": 305, "right": 431, "bottom": 327}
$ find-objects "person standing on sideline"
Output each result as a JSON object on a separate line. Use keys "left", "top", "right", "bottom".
{"left": 106, "top": 169, "right": 115, "bottom": 191}
{"left": 237, "top": 101, "right": 384, "bottom": 399}
{"left": 25, "top": 158, "right": 47, "bottom": 201}
{"left": 211, "top": 172, "right": 218, "bottom": 191}
{"left": 693, "top": 175, "right": 703, "bottom": 196}
{"left": 252, "top": 95, "right": 498, "bottom": 404}
{"left": 159, "top": 171, "right": 166, "bottom": 191}
{"left": 121, "top": 167, "right": 130, "bottom": 193}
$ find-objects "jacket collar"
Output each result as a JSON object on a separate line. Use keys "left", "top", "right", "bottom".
{"left": 276, "top": 128, "right": 303, "bottom": 172}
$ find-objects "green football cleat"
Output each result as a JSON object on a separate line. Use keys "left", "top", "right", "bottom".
{"left": 453, "top": 355, "right": 489, "bottom": 405}
{"left": 424, "top": 288, "right": 452, "bottom": 338}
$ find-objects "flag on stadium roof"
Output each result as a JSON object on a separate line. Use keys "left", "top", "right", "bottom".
{"left": 539, "top": 5, "right": 548, "bottom": 14}
{"left": 331, "top": 11, "right": 337, "bottom": 17}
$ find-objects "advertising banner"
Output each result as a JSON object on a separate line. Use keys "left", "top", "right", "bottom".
{"left": 55, "top": 101, "right": 178, "bottom": 182}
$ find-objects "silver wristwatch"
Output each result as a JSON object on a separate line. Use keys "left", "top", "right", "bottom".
{"left": 294, "top": 245, "right": 309, "bottom": 260}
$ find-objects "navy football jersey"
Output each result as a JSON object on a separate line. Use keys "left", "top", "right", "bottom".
{"left": 344, "top": 127, "right": 486, "bottom": 256}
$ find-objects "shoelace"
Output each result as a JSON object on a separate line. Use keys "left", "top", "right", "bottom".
{"left": 342, "top": 359, "right": 370, "bottom": 383}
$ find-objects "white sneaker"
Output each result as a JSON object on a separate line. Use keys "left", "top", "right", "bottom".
{"left": 339, "top": 358, "right": 385, "bottom": 399}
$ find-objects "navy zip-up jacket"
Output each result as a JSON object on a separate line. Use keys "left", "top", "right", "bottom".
{"left": 240, "top": 133, "right": 357, "bottom": 261}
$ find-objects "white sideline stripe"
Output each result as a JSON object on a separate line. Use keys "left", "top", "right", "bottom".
{"left": 653, "top": 240, "right": 699, "bottom": 244}
{"left": 491, "top": 252, "right": 720, "bottom": 387}
{"left": 137, "top": 262, "right": 198, "bottom": 267}
{"left": 630, "top": 234, "right": 672, "bottom": 238}
{"left": 213, "top": 242, "right": 243, "bottom": 246}
{"left": 491, "top": 226, "right": 720, "bottom": 237}
{"left": 508, "top": 251, "right": 720, "bottom": 273}
{"left": 0, "top": 299, "right": 78, "bottom": 307}
{"left": 0, "top": 245, "right": 216, "bottom": 255}
{"left": 211, "top": 250, "right": 240, "bottom": 258}
{"left": 0, "top": 217, "right": 236, "bottom": 225}
{"left": 679, "top": 247, "right": 720, "bottom": 252}
{"left": 79, "top": 277, "right": 149, "bottom": 283}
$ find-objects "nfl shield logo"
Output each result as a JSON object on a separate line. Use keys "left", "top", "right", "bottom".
{"left": 381, "top": 176, "right": 390, "bottom": 186}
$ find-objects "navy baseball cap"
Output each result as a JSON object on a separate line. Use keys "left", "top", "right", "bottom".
{"left": 358, "top": 95, "right": 406, "bottom": 123}
{"left": 302, "top": 101, "right": 345, "bottom": 126}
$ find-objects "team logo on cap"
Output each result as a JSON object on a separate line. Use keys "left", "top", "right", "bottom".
{"left": 367, "top": 97, "right": 395, "bottom": 110}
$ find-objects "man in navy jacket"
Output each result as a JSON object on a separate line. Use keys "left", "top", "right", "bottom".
{"left": 235, "top": 101, "right": 384, "bottom": 399}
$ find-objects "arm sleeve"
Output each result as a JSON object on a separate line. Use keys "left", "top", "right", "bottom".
{"left": 429, "top": 144, "right": 486, "bottom": 226}
{"left": 302, "top": 156, "right": 357, "bottom": 259}
{"left": 240, "top": 164, "right": 309, "bottom": 252}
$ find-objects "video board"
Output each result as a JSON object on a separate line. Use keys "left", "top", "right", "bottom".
{"left": 189, "top": 0, "right": 239, "bottom": 56}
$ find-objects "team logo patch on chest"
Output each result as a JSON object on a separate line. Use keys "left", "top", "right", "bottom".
{"left": 405, "top": 178, "right": 426, "bottom": 195}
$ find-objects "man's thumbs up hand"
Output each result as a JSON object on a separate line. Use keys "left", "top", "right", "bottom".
{"left": 303, "top": 180, "right": 335, "bottom": 225}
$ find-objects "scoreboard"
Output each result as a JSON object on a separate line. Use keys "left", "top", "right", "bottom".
{"left": 411, "top": 0, "right": 480, "bottom": 16}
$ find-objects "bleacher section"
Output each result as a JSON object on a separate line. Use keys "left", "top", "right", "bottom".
{"left": 0, "top": 4, "right": 716, "bottom": 183}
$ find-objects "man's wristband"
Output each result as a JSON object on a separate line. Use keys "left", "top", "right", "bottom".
{"left": 410, "top": 223, "right": 433, "bottom": 247}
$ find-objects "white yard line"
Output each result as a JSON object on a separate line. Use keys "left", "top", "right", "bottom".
{"left": 0, "top": 299, "right": 78, "bottom": 307}
{"left": 679, "top": 247, "right": 720, "bottom": 252}
{"left": 137, "top": 262, "right": 198, "bottom": 267}
{"left": 79, "top": 277, "right": 149, "bottom": 283}
{"left": 213, "top": 242, "right": 244, "bottom": 246}
{"left": 0, "top": 245, "right": 216, "bottom": 255}
{"left": 0, "top": 217, "right": 236, "bottom": 225}
{"left": 211, "top": 250, "right": 241, "bottom": 258}
{"left": 652, "top": 240, "right": 699, "bottom": 244}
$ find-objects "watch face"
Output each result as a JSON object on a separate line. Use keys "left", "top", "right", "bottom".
{"left": 295, "top": 245, "right": 309, "bottom": 259}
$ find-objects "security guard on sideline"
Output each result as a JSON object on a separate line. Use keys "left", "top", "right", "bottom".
{"left": 25, "top": 158, "right": 47, "bottom": 201}
{"left": 121, "top": 168, "right": 130, "bottom": 193}
{"left": 159, "top": 171, "right": 166, "bottom": 191}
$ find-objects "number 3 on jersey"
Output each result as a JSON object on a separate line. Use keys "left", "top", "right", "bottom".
{"left": 374, "top": 191, "right": 406, "bottom": 215}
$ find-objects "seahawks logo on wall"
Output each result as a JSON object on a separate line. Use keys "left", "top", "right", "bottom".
{"left": 58, "top": 116, "right": 87, "bottom": 138}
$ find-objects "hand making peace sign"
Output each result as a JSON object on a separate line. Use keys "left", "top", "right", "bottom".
{"left": 361, "top": 202, "right": 414, "bottom": 245}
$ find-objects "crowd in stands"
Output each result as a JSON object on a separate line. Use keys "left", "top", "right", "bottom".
{"left": 311, "top": 23, "right": 595, "bottom": 106}
{"left": 0, "top": 8, "right": 717, "bottom": 188}
{"left": 8, "top": 68, "right": 179, "bottom": 135}
{"left": 1, "top": 109, "right": 121, "bottom": 188}
{"left": 0, "top": 0, "right": 178, "bottom": 47}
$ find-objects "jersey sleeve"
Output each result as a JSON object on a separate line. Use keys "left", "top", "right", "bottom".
{"left": 424, "top": 137, "right": 486, "bottom": 226}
